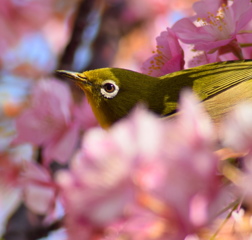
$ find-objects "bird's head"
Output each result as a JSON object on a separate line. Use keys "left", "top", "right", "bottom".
{"left": 57, "top": 68, "right": 159, "bottom": 128}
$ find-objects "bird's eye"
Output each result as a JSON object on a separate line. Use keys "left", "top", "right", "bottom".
{"left": 103, "top": 83, "right": 116, "bottom": 93}
{"left": 100, "top": 80, "right": 119, "bottom": 99}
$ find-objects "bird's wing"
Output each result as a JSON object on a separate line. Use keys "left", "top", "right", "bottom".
{"left": 161, "top": 60, "right": 252, "bottom": 117}
{"left": 190, "top": 60, "right": 252, "bottom": 100}
{"left": 160, "top": 60, "right": 252, "bottom": 101}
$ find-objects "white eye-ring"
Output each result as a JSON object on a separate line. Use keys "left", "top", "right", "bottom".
{"left": 100, "top": 80, "right": 119, "bottom": 99}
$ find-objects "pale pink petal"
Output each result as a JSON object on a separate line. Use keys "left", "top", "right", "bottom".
{"left": 161, "top": 54, "right": 185, "bottom": 73}
{"left": 236, "top": 6, "right": 252, "bottom": 31}
{"left": 192, "top": 0, "right": 222, "bottom": 18}
{"left": 43, "top": 122, "right": 80, "bottom": 165}
{"left": 14, "top": 78, "right": 83, "bottom": 164}
{"left": 22, "top": 161, "right": 51, "bottom": 182}
{"left": 32, "top": 79, "right": 73, "bottom": 124}
{"left": 173, "top": 18, "right": 216, "bottom": 43}
{"left": 23, "top": 183, "right": 55, "bottom": 214}
{"left": 21, "top": 163, "right": 57, "bottom": 215}
{"left": 189, "top": 194, "right": 209, "bottom": 226}
{"left": 232, "top": 0, "right": 252, "bottom": 22}
{"left": 14, "top": 109, "right": 59, "bottom": 145}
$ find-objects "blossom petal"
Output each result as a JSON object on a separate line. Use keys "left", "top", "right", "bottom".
{"left": 192, "top": 0, "right": 222, "bottom": 18}
{"left": 141, "top": 28, "right": 184, "bottom": 76}
{"left": 14, "top": 110, "right": 57, "bottom": 145}
{"left": 43, "top": 122, "right": 80, "bottom": 165}
{"left": 173, "top": 18, "right": 215, "bottom": 43}
{"left": 235, "top": 5, "right": 252, "bottom": 31}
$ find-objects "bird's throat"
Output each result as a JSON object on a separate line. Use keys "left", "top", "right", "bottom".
{"left": 84, "top": 91, "right": 111, "bottom": 129}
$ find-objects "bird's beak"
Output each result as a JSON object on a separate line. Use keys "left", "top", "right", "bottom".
{"left": 56, "top": 70, "right": 91, "bottom": 85}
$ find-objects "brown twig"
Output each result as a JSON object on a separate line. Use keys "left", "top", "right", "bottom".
{"left": 58, "top": 0, "right": 104, "bottom": 71}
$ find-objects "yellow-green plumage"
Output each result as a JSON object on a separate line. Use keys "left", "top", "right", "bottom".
{"left": 57, "top": 60, "right": 252, "bottom": 129}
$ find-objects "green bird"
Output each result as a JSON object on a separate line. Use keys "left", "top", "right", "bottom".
{"left": 57, "top": 60, "right": 252, "bottom": 129}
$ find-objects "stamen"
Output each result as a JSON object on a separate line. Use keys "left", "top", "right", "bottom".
{"left": 195, "top": 3, "right": 231, "bottom": 38}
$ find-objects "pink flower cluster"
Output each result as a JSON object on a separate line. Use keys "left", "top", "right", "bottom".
{"left": 47, "top": 91, "right": 252, "bottom": 239}
{"left": 2, "top": 0, "right": 252, "bottom": 239}
{"left": 55, "top": 92, "right": 228, "bottom": 239}
{"left": 142, "top": 0, "right": 252, "bottom": 75}
{"left": 14, "top": 78, "right": 97, "bottom": 165}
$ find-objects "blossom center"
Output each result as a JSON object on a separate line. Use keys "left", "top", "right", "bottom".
{"left": 196, "top": 4, "right": 234, "bottom": 39}
{"left": 147, "top": 45, "right": 168, "bottom": 75}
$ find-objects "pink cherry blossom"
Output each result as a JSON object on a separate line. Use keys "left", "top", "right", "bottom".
{"left": 56, "top": 107, "right": 167, "bottom": 238}
{"left": 141, "top": 28, "right": 184, "bottom": 77}
{"left": 135, "top": 92, "right": 223, "bottom": 238}
{"left": 56, "top": 125, "right": 138, "bottom": 225}
{"left": 172, "top": 0, "right": 252, "bottom": 54}
{"left": 21, "top": 162, "right": 57, "bottom": 216}
{"left": 13, "top": 78, "right": 94, "bottom": 165}
{"left": 56, "top": 92, "right": 227, "bottom": 239}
